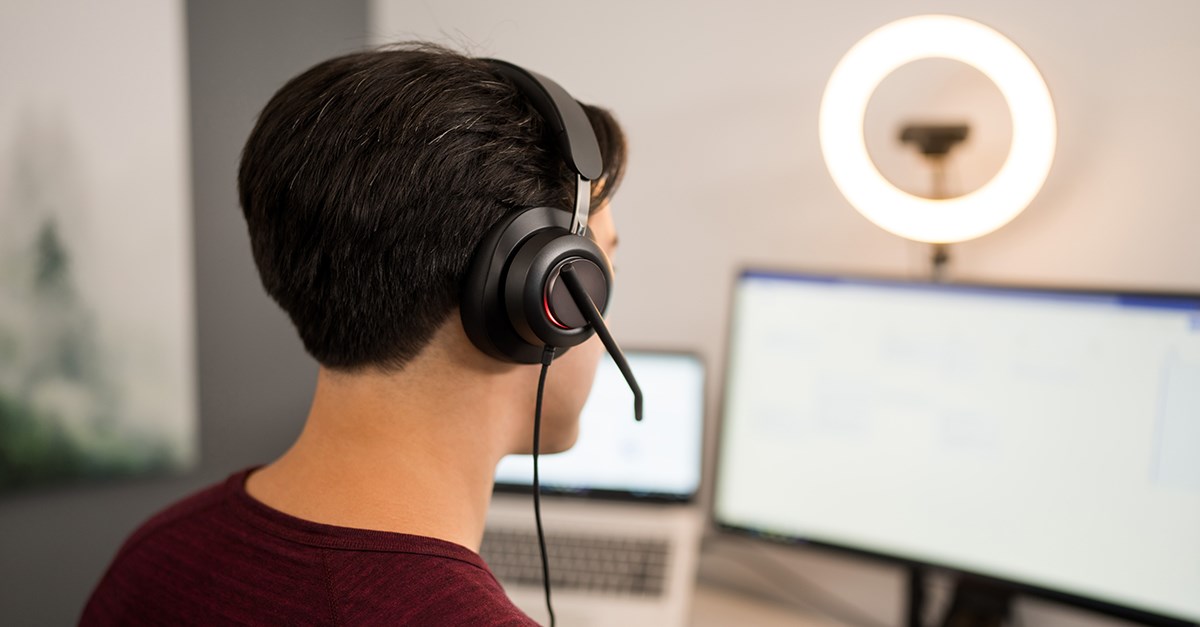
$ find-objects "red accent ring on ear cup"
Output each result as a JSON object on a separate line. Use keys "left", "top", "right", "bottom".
{"left": 544, "top": 296, "right": 571, "bottom": 329}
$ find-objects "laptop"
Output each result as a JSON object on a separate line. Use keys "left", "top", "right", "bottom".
{"left": 483, "top": 350, "right": 706, "bottom": 626}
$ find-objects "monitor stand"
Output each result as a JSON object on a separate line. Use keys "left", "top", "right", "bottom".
{"left": 909, "top": 567, "right": 1015, "bottom": 627}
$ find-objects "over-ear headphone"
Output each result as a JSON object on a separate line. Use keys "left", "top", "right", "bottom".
{"left": 460, "top": 59, "right": 614, "bottom": 365}
{"left": 460, "top": 61, "right": 642, "bottom": 627}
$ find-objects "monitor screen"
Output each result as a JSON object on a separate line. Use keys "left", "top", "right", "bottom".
{"left": 495, "top": 350, "right": 705, "bottom": 500}
{"left": 715, "top": 271, "right": 1200, "bottom": 624}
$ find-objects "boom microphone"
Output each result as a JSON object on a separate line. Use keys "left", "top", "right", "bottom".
{"left": 558, "top": 262, "right": 643, "bottom": 421}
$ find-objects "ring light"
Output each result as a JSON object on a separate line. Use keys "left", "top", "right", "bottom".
{"left": 819, "top": 15, "right": 1056, "bottom": 243}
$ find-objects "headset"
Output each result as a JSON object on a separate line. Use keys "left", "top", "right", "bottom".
{"left": 460, "top": 59, "right": 642, "bottom": 418}
{"left": 459, "top": 59, "right": 643, "bottom": 626}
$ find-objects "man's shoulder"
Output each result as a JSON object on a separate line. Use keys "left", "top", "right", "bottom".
{"left": 116, "top": 473, "right": 232, "bottom": 556}
{"left": 83, "top": 469, "right": 539, "bottom": 625}
{"left": 81, "top": 470, "right": 278, "bottom": 625}
{"left": 321, "top": 536, "right": 538, "bottom": 625}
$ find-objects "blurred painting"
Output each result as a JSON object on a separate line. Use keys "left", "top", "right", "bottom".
{"left": 0, "top": 0, "right": 196, "bottom": 491}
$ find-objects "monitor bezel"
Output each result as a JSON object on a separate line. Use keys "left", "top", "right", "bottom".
{"left": 494, "top": 347, "right": 707, "bottom": 505}
{"left": 710, "top": 267, "right": 1200, "bottom": 627}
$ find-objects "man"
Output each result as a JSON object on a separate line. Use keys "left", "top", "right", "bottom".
{"left": 82, "top": 43, "right": 627, "bottom": 625}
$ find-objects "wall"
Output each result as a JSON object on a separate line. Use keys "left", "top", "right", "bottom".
{"left": 368, "top": 2, "right": 1198, "bottom": 626}
{"left": 0, "top": 2, "right": 366, "bottom": 624}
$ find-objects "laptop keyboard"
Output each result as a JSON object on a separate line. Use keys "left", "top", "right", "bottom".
{"left": 481, "top": 528, "right": 670, "bottom": 596}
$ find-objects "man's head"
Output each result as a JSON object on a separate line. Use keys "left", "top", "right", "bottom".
{"left": 238, "top": 44, "right": 626, "bottom": 452}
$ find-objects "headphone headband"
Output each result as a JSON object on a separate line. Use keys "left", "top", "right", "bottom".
{"left": 485, "top": 59, "right": 604, "bottom": 181}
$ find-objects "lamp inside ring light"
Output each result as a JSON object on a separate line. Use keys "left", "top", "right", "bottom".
{"left": 819, "top": 15, "right": 1056, "bottom": 244}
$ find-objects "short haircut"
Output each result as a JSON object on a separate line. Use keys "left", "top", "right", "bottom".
{"left": 238, "top": 44, "right": 627, "bottom": 371}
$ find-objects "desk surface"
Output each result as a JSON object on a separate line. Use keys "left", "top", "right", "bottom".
{"left": 690, "top": 581, "right": 846, "bottom": 627}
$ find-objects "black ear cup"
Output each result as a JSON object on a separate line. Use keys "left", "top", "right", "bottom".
{"left": 504, "top": 232, "right": 610, "bottom": 348}
{"left": 460, "top": 59, "right": 614, "bottom": 365}
{"left": 460, "top": 207, "right": 612, "bottom": 364}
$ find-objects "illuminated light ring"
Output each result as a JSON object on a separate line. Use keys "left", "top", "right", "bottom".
{"left": 819, "top": 15, "right": 1057, "bottom": 243}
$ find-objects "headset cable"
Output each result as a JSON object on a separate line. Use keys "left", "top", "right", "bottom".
{"left": 533, "top": 345, "right": 556, "bottom": 626}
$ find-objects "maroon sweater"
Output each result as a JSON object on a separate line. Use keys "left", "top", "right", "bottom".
{"left": 81, "top": 468, "right": 537, "bottom": 626}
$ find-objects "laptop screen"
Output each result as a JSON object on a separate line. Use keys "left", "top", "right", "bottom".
{"left": 494, "top": 350, "right": 705, "bottom": 501}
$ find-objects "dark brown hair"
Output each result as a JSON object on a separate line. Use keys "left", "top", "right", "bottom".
{"left": 238, "top": 44, "right": 626, "bottom": 371}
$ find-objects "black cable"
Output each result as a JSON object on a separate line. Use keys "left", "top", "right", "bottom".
{"left": 533, "top": 345, "right": 556, "bottom": 627}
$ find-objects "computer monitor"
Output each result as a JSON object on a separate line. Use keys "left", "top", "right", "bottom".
{"left": 495, "top": 350, "right": 705, "bottom": 501}
{"left": 714, "top": 270, "right": 1200, "bottom": 625}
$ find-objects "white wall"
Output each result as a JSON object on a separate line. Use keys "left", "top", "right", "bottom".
{"left": 371, "top": 2, "right": 1200, "bottom": 625}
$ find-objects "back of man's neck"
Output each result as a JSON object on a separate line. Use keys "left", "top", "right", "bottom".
{"left": 244, "top": 361, "right": 524, "bottom": 553}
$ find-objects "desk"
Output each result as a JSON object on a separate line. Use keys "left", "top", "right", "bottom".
{"left": 690, "top": 581, "right": 847, "bottom": 627}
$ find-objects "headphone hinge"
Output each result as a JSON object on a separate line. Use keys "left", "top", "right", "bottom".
{"left": 570, "top": 175, "right": 590, "bottom": 237}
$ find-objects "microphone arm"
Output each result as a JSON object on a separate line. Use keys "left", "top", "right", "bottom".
{"left": 559, "top": 262, "right": 644, "bottom": 421}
